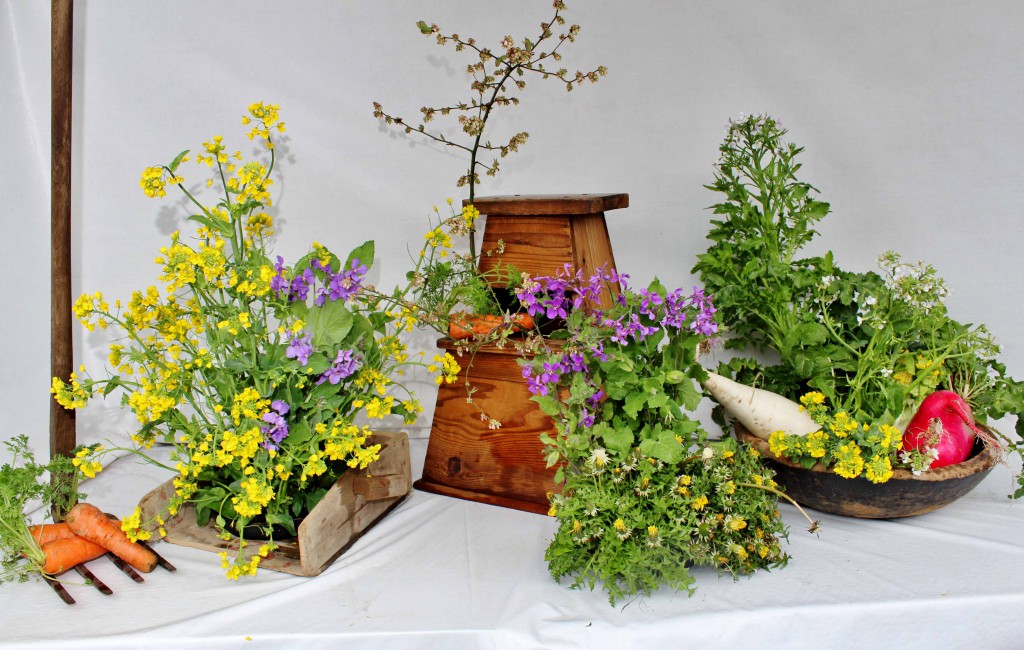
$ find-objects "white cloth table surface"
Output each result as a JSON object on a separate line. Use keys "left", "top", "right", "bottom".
{"left": 3, "top": 438, "right": 1023, "bottom": 650}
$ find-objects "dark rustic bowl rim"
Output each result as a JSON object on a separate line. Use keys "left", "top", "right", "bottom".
{"left": 735, "top": 425, "right": 1001, "bottom": 483}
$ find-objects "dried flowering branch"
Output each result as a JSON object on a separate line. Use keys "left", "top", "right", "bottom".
{"left": 373, "top": 0, "right": 607, "bottom": 262}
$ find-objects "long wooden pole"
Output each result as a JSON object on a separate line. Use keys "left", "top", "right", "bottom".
{"left": 51, "top": 0, "right": 76, "bottom": 458}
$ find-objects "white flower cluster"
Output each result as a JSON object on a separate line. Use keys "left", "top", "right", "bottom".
{"left": 878, "top": 250, "right": 949, "bottom": 311}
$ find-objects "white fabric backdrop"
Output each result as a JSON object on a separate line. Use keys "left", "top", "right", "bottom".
{"left": 2, "top": 1, "right": 1023, "bottom": 455}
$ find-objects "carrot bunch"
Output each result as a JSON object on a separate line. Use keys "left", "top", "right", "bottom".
{"left": 21, "top": 504, "right": 158, "bottom": 577}
{"left": 0, "top": 437, "right": 152, "bottom": 582}
{"left": 29, "top": 523, "right": 107, "bottom": 575}
{"left": 64, "top": 503, "right": 157, "bottom": 574}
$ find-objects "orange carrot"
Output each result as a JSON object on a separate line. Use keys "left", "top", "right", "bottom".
{"left": 512, "top": 313, "right": 535, "bottom": 332}
{"left": 448, "top": 313, "right": 535, "bottom": 340}
{"left": 29, "top": 522, "right": 77, "bottom": 547}
{"left": 65, "top": 503, "right": 158, "bottom": 573}
{"left": 40, "top": 536, "right": 108, "bottom": 575}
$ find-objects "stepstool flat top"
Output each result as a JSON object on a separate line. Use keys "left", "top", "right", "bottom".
{"left": 467, "top": 193, "right": 628, "bottom": 216}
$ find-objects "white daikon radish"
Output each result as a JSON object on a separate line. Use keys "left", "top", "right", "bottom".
{"left": 702, "top": 371, "right": 819, "bottom": 440}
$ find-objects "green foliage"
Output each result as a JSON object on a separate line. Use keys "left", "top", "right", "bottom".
{"left": 544, "top": 438, "right": 790, "bottom": 605}
{"left": 693, "top": 114, "right": 1024, "bottom": 494}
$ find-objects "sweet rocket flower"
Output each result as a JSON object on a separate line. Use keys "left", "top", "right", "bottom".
{"left": 523, "top": 366, "right": 549, "bottom": 396}
{"left": 330, "top": 258, "right": 368, "bottom": 302}
{"left": 579, "top": 409, "right": 596, "bottom": 428}
{"left": 690, "top": 287, "right": 719, "bottom": 336}
{"left": 289, "top": 267, "right": 314, "bottom": 302}
{"left": 539, "top": 361, "right": 562, "bottom": 385}
{"left": 312, "top": 258, "right": 368, "bottom": 305}
{"left": 270, "top": 256, "right": 289, "bottom": 295}
{"left": 659, "top": 289, "right": 689, "bottom": 330}
{"left": 318, "top": 349, "right": 361, "bottom": 385}
{"left": 563, "top": 352, "right": 587, "bottom": 373}
{"left": 637, "top": 288, "right": 663, "bottom": 317}
{"left": 285, "top": 330, "right": 314, "bottom": 366}
{"left": 261, "top": 400, "right": 290, "bottom": 450}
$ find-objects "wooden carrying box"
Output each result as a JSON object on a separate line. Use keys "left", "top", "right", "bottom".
{"left": 415, "top": 194, "right": 626, "bottom": 514}
{"left": 137, "top": 431, "right": 411, "bottom": 577}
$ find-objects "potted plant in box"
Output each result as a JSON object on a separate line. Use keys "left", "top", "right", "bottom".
{"left": 50, "top": 103, "right": 452, "bottom": 577}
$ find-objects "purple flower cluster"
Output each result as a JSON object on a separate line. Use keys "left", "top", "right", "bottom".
{"left": 603, "top": 286, "right": 717, "bottom": 343}
{"left": 687, "top": 287, "right": 718, "bottom": 337}
{"left": 285, "top": 330, "right": 314, "bottom": 366}
{"left": 261, "top": 400, "right": 290, "bottom": 450}
{"left": 522, "top": 350, "right": 588, "bottom": 396}
{"left": 519, "top": 266, "right": 719, "bottom": 431}
{"left": 271, "top": 256, "right": 368, "bottom": 305}
{"left": 317, "top": 349, "right": 361, "bottom": 385}
{"left": 516, "top": 264, "right": 627, "bottom": 321}
{"left": 271, "top": 256, "right": 316, "bottom": 302}
{"left": 314, "top": 259, "right": 367, "bottom": 306}
{"left": 522, "top": 352, "right": 604, "bottom": 430}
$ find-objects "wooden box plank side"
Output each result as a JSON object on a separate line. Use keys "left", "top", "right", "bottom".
{"left": 415, "top": 345, "right": 557, "bottom": 512}
{"left": 477, "top": 214, "right": 574, "bottom": 282}
{"left": 421, "top": 192, "right": 626, "bottom": 514}
{"left": 569, "top": 213, "right": 619, "bottom": 310}
{"left": 137, "top": 432, "right": 411, "bottom": 577}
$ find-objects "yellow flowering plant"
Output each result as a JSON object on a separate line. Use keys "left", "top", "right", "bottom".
{"left": 51, "top": 103, "right": 456, "bottom": 578}
{"left": 767, "top": 392, "right": 934, "bottom": 483}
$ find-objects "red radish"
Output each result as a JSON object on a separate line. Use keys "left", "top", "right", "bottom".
{"left": 901, "top": 390, "right": 982, "bottom": 468}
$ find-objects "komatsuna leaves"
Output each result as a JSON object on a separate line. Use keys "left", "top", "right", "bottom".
{"left": 306, "top": 300, "right": 354, "bottom": 348}
{"left": 345, "top": 241, "right": 375, "bottom": 272}
{"left": 639, "top": 430, "right": 684, "bottom": 464}
{"left": 168, "top": 149, "right": 190, "bottom": 173}
{"left": 288, "top": 421, "right": 313, "bottom": 447}
{"left": 187, "top": 213, "right": 235, "bottom": 238}
{"left": 597, "top": 422, "right": 634, "bottom": 456}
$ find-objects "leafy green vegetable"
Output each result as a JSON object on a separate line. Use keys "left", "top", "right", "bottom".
{"left": 693, "top": 114, "right": 1024, "bottom": 495}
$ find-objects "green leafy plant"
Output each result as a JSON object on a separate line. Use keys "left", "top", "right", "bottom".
{"left": 50, "top": 103, "right": 454, "bottom": 578}
{"left": 516, "top": 267, "right": 807, "bottom": 603}
{"left": 693, "top": 114, "right": 1024, "bottom": 492}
